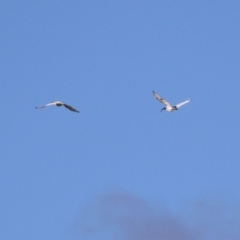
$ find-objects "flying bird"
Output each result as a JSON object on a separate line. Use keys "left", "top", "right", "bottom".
{"left": 152, "top": 91, "right": 191, "bottom": 112}
{"left": 36, "top": 101, "right": 79, "bottom": 113}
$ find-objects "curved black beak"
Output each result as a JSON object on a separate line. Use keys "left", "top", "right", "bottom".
{"left": 161, "top": 107, "right": 166, "bottom": 112}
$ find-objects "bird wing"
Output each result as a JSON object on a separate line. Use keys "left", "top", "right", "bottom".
{"left": 35, "top": 102, "right": 56, "bottom": 109}
{"left": 152, "top": 91, "right": 171, "bottom": 107}
{"left": 175, "top": 99, "right": 191, "bottom": 109}
{"left": 63, "top": 103, "right": 79, "bottom": 113}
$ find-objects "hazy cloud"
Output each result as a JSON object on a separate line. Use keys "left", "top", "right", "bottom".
{"left": 73, "top": 191, "right": 240, "bottom": 240}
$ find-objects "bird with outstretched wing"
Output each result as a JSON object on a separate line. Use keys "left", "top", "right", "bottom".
{"left": 36, "top": 101, "right": 79, "bottom": 113}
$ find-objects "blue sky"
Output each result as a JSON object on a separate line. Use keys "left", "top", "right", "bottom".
{"left": 1, "top": 1, "right": 240, "bottom": 239}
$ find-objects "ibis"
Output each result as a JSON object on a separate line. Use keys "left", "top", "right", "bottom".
{"left": 36, "top": 101, "right": 79, "bottom": 113}
{"left": 152, "top": 91, "right": 191, "bottom": 112}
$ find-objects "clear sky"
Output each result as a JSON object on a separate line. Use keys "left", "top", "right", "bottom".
{"left": 1, "top": 1, "right": 240, "bottom": 240}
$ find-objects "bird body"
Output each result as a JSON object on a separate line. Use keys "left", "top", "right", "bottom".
{"left": 36, "top": 101, "right": 79, "bottom": 113}
{"left": 152, "top": 91, "right": 191, "bottom": 112}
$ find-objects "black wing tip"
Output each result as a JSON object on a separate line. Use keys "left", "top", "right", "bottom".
{"left": 63, "top": 104, "right": 79, "bottom": 113}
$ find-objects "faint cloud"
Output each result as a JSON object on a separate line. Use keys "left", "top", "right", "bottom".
{"left": 73, "top": 191, "right": 240, "bottom": 240}
{"left": 73, "top": 191, "right": 193, "bottom": 240}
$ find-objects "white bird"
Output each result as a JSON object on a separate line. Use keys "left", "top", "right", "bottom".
{"left": 152, "top": 91, "right": 191, "bottom": 112}
{"left": 36, "top": 101, "right": 79, "bottom": 113}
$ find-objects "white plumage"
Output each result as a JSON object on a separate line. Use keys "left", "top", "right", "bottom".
{"left": 152, "top": 91, "right": 191, "bottom": 112}
{"left": 36, "top": 101, "right": 79, "bottom": 113}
